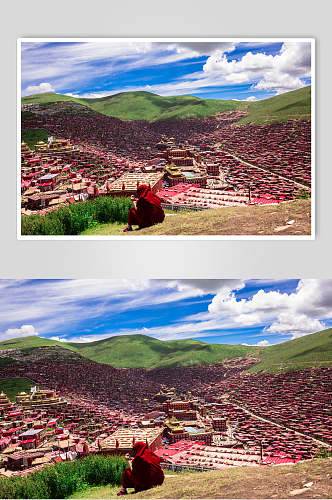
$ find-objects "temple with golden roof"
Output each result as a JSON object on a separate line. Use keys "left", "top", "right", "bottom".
{"left": 17, "top": 388, "right": 65, "bottom": 409}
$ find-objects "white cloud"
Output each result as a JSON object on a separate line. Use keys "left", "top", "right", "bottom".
{"left": 208, "top": 279, "right": 332, "bottom": 339}
{"left": 23, "top": 82, "right": 55, "bottom": 96}
{"left": 175, "top": 42, "right": 235, "bottom": 56}
{"left": 253, "top": 73, "right": 306, "bottom": 94}
{"left": 266, "top": 312, "right": 325, "bottom": 339}
{"left": 257, "top": 339, "right": 271, "bottom": 346}
{"left": 245, "top": 96, "right": 257, "bottom": 101}
{"left": 0, "top": 279, "right": 330, "bottom": 346}
{"left": 0, "top": 279, "right": 222, "bottom": 339}
{"left": 2, "top": 324, "right": 38, "bottom": 341}
{"left": 64, "top": 92, "right": 81, "bottom": 98}
{"left": 176, "top": 279, "right": 245, "bottom": 294}
{"left": 21, "top": 41, "right": 199, "bottom": 96}
{"left": 203, "top": 42, "right": 311, "bottom": 95}
{"left": 21, "top": 41, "right": 311, "bottom": 101}
{"left": 242, "top": 339, "right": 271, "bottom": 346}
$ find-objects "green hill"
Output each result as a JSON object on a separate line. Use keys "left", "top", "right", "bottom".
{"left": 22, "top": 91, "right": 243, "bottom": 121}
{"left": 21, "top": 92, "right": 88, "bottom": 106}
{"left": 21, "top": 87, "right": 311, "bottom": 123}
{"left": 86, "top": 92, "right": 243, "bottom": 121}
{"left": 72, "top": 334, "right": 259, "bottom": 369}
{"left": 0, "top": 326, "right": 331, "bottom": 371}
{"left": 238, "top": 86, "right": 311, "bottom": 124}
{"left": 248, "top": 327, "right": 332, "bottom": 372}
{"left": 0, "top": 335, "right": 76, "bottom": 350}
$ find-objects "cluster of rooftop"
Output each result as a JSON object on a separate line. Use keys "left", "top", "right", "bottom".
{"left": 0, "top": 356, "right": 330, "bottom": 477}
{"left": 21, "top": 107, "right": 311, "bottom": 217}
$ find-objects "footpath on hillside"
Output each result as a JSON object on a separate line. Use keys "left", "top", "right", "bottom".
{"left": 69, "top": 458, "right": 331, "bottom": 499}
{"left": 85, "top": 199, "right": 310, "bottom": 236}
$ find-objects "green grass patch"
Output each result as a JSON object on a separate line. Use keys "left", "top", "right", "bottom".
{"left": 80, "top": 221, "right": 125, "bottom": 235}
{"left": 0, "top": 454, "right": 127, "bottom": 499}
{"left": 0, "top": 377, "right": 35, "bottom": 401}
{"left": 68, "top": 484, "right": 120, "bottom": 499}
{"left": 0, "top": 357, "right": 18, "bottom": 367}
{"left": 296, "top": 189, "right": 311, "bottom": 199}
{"left": 314, "top": 447, "right": 332, "bottom": 459}
{"left": 21, "top": 111, "right": 37, "bottom": 120}
{"left": 21, "top": 129, "right": 52, "bottom": 149}
{"left": 21, "top": 196, "right": 133, "bottom": 236}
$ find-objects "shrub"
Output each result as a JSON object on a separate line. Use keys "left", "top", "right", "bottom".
{"left": 21, "top": 196, "right": 133, "bottom": 236}
{"left": 296, "top": 189, "right": 311, "bottom": 199}
{"left": 314, "top": 446, "right": 332, "bottom": 459}
{"left": 0, "top": 454, "right": 127, "bottom": 499}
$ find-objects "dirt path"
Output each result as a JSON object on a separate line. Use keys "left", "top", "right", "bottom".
{"left": 133, "top": 459, "right": 332, "bottom": 499}
{"left": 136, "top": 199, "right": 311, "bottom": 236}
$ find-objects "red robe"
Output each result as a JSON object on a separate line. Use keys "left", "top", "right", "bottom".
{"left": 122, "top": 441, "right": 164, "bottom": 492}
{"left": 128, "top": 185, "right": 165, "bottom": 229}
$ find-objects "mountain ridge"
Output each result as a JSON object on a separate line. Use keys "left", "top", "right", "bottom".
{"left": 21, "top": 86, "right": 311, "bottom": 123}
{"left": 0, "top": 326, "right": 330, "bottom": 372}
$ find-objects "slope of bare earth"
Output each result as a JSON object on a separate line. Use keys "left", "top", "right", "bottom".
{"left": 125, "top": 199, "right": 311, "bottom": 236}
{"left": 70, "top": 459, "right": 331, "bottom": 499}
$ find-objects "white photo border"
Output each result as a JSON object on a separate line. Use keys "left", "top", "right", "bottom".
{"left": 17, "top": 37, "right": 315, "bottom": 241}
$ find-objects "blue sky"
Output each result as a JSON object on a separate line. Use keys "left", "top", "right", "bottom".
{"left": 21, "top": 40, "right": 312, "bottom": 101}
{"left": 1, "top": 279, "right": 331, "bottom": 346}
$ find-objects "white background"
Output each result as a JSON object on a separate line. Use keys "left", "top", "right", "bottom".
{"left": 1, "top": 0, "right": 331, "bottom": 278}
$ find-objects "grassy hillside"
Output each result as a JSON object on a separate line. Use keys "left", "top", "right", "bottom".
{"left": 22, "top": 91, "right": 243, "bottom": 121}
{"left": 248, "top": 327, "right": 332, "bottom": 372}
{"left": 68, "top": 458, "right": 332, "bottom": 499}
{"left": 21, "top": 92, "right": 88, "bottom": 106}
{"left": 238, "top": 86, "right": 311, "bottom": 124}
{"left": 21, "top": 87, "right": 310, "bottom": 123}
{"left": 0, "top": 336, "right": 75, "bottom": 350}
{"left": 73, "top": 335, "right": 258, "bottom": 369}
{"left": 98, "top": 199, "right": 310, "bottom": 236}
{"left": 0, "top": 327, "right": 331, "bottom": 371}
{"left": 21, "top": 128, "right": 53, "bottom": 149}
{"left": 87, "top": 92, "right": 243, "bottom": 121}
{"left": 0, "top": 335, "right": 258, "bottom": 369}
{"left": 0, "top": 377, "right": 36, "bottom": 400}
{"left": 0, "top": 334, "right": 257, "bottom": 370}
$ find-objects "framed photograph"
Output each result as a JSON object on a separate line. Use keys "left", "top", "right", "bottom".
{"left": 18, "top": 38, "right": 314, "bottom": 239}
{"left": 0, "top": 278, "right": 330, "bottom": 497}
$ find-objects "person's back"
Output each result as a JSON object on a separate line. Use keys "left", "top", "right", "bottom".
{"left": 132, "top": 445, "right": 164, "bottom": 491}
{"left": 118, "top": 441, "right": 164, "bottom": 495}
{"left": 136, "top": 196, "right": 165, "bottom": 228}
{"left": 124, "top": 185, "right": 165, "bottom": 231}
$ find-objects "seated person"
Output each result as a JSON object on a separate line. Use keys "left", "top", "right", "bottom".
{"left": 123, "top": 185, "right": 165, "bottom": 231}
{"left": 117, "top": 441, "right": 165, "bottom": 495}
